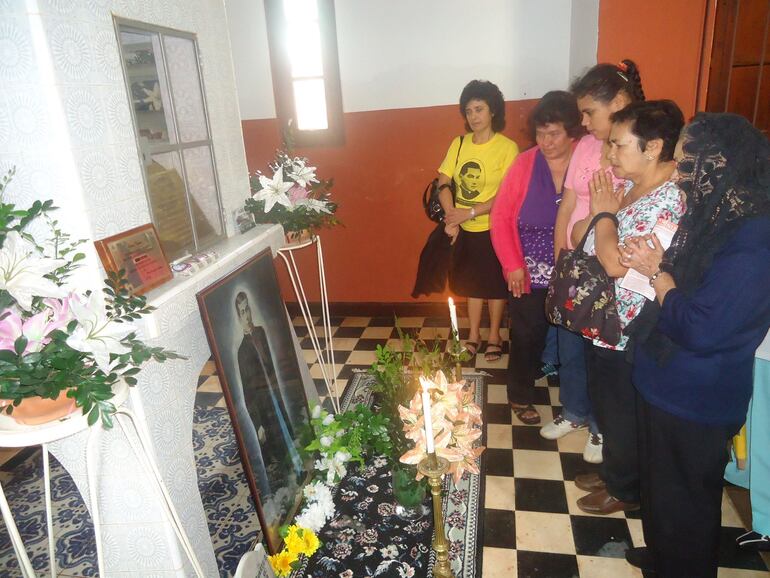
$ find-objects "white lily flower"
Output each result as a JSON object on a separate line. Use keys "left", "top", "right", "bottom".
{"left": 319, "top": 435, "right": 333, "bottom": 448}
{"left": 288, "top": 164, "right": 318, "bottom": 188}
{"left": 322, "top": 414, "right": 335, "bottom": 426}
{"left": 66, "top": 293, "right": 137, "bottom": 372}
{"left": 254, "top": 167, "right": 293, "bottom": 213}
{"left": 311, "top": 405, "right": 322, "bottom": 419}
{"left": 0, "top": 231, "right": 66, "bottom": 310}
{"left": 295, "top": 197, "right": 332, "bottom": 214}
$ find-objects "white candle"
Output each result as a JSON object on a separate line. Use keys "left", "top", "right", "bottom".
{"left": 448, "top": 297, "right": 458, "bottom": 338}
{"left": 419, "top": 376, "right": 435, "bottom": 454}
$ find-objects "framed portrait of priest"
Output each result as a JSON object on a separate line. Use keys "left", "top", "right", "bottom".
{"left": 197, "top": 248, "right": 315, "bottom": 554}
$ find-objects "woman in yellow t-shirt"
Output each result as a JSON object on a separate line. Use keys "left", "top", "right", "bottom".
{"left": 437, "top": 80, "right": 519, "bottom": 360}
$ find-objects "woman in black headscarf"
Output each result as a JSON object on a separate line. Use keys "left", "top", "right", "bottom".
{"left": 619, "top": 113, "right": 770, "bottom": 577}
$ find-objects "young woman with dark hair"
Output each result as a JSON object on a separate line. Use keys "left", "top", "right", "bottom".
{"left": 437, "top": 80, "right": 519, "bottom": 361}
{"left": 539, "top": 59, "right": 646, "bottom": 463}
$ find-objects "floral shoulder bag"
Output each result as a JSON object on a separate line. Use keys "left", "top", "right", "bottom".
{"left": 545, "top": 212, "right": 622, "bottom": 345}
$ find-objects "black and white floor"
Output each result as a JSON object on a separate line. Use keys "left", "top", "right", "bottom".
{"left": 0, "top": 314, "right": 767, "bottom": 577}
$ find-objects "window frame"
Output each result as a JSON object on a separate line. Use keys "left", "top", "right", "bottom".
{"left": 263, "top": 0, "right": 345, "bottom": 147}
{"left": 114, "top": 17, "right": 226, "bottom": 259}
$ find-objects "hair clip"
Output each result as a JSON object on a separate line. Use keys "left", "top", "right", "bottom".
{"left": 617, "top": 61, "right": 629, "bottom": 72}
{"left": 616, "top": 71, "right": 628, "bottom": 82}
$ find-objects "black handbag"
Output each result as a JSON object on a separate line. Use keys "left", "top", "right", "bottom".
{"left": 422, "top": 136, "right": 464, "bottom": 223}
{"left": 545, "top": 212, "right": 622, "bottom": 345}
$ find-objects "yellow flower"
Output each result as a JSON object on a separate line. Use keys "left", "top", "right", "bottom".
{"left": 283, "top": 525, "right": 304, "bottom": 555}
{"left": 299, "top": 528, "right": 320, "bottom": 557}
{"left": 268, "top": 550, "right": 297, "bottom": 577}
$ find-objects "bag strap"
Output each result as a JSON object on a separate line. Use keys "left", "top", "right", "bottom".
{"left": 575, "top": 211, "right": 619, "bottom": 253}
{"left": 455, "top": 135, "right": 465, "bottom": 166}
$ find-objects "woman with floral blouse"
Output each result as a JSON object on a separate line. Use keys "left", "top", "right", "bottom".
{"left": 572, "top": 100, "right": 685, "bottom": 516}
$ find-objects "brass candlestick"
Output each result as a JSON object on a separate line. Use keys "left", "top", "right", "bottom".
{"left": 418, "top": 454, "right": 453, "bottom": 578}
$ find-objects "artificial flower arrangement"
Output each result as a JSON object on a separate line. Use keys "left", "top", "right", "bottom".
{"left": 304, "top": 403, "right": 392, "bottom": 485}
{"left": 267, "top": 523, "right": 321, "bottom": 577}
{"left": 0, "top": 169, "right": 182, "bottom": 427}
{"left": 398, "top": 370, "right": 485, "bottom": 484}
{"left": 245, "top": 151, "right": 339, "bottom": 239}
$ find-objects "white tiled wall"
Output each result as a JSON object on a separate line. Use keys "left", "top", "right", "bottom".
{"left": 0, "top": 0, "right": 256, "bottom": 575}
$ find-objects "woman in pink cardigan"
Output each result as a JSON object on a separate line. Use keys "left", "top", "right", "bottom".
{"left": 491, "top": 91, "right": 582, "bottom": 425}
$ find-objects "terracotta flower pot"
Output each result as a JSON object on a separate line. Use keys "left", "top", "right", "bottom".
{"left": 285, "top": 229, "right": 312, "bottom": 245}
{"left": 3, "top": 390, "right": 78, "bottom": 425}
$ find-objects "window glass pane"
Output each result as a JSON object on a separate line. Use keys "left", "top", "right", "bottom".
{"left": 283, "top": 0, "right": 318, "bottom": 22}
{"left": 286, "top": 21, "right": 323, "bottom": 78}
{"left": 293, "top": 78, "right": 328, "bottom": 130}
{"left": 147, "top": 151, "right": 194, "bottom": 260}
{"left": 162, "top": 35, "right": 209, "bottom": 143}
{"left": 182, "top": 146, "right": 223, "bottom": 247}
{"left": 120, "top": 29, "right": 177, "bottom": 144}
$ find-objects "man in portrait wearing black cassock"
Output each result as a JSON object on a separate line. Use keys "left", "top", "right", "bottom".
{"left": 235, "top": 291, "right": 302, "bottom": 518}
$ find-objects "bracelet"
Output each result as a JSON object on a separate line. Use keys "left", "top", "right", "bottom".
{"left": 649, "top": 270, "right": 664, "bottom": 286}
{"left": 469, "top": 207, "right": 476, "bottom": 218}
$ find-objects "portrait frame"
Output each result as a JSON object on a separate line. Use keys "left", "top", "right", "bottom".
{"left": 93, "top": 223, "right": 173, "bottom": 295}
{"left": 196, "top": 248, "right": 313, "bottom": 554}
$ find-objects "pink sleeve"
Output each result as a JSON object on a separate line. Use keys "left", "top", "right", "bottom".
{"left": 491, "top": 149, "right": 537, "bottom": 292}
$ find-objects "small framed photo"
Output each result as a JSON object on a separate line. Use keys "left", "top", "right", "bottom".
{"left": 94, "top": 223, "right": 173, "bottom": 295}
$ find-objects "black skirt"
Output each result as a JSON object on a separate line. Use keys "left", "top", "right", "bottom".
{"left": 449, "top": 228, "right": 508, "bottom": 299}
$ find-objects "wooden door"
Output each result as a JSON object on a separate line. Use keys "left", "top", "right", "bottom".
{"left": 705, "top": 0, "right": 770, "bottom": 134}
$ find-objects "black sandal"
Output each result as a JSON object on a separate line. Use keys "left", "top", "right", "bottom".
{"left": 463, "top": 341, "right": 479, "bottom": 357}
{"left": 484, "top": 342, "right": 503, "bottom": 362}
{"left": 511, "top": 403, "right": 541, "bottom": 425}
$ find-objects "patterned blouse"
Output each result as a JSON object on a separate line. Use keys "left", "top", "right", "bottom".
{"left": 584, "top": 179, "right": 685, "bottom": 351}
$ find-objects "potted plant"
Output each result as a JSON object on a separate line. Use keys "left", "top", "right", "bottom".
{"left": 245, "top": 151, "right": 339, "bottom": 243}
{"left": 0, "top": 168, "right": 182, "bottom": 427}
{"left": 368, "top": 329, "right": 455, "bottom": 517}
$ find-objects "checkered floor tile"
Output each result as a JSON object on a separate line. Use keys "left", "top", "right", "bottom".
{"left": 195, "top": 314, "right": 770, "bottom": 578}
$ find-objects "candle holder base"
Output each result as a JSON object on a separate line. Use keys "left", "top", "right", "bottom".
{"left": 418, "top": 455, "right": 454, "bottom": 578}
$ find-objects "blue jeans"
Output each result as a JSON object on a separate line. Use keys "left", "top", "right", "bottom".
{"left": 556, "top": 327, "right": 598, "bottom": 434}
{"left": 541, "top": 325, "right": 559, "bottom": 366}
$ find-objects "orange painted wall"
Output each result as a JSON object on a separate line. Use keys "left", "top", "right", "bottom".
{"left": 597, "top": 0, "right": 709, "bottom": 118}
{"left": 243, "top": 100, "right": 537, "bottom": 303}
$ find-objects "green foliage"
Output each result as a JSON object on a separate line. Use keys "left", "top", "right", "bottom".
{"left": 368, "top": 320, "right": 464, "bottom": 464}
{"left": 245, "top": 178, "right": 340, "bottom": 234}
{"left": 244, "top": 151, "right": 341, "bottom": 235}
{"left": 305, "top": 403, "right": 392, "bottom": 483}
{"left": 0, "top": 168, "right": 185, "bottom": 428}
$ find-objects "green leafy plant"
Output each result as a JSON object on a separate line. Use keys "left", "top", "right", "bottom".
{"left": 305, "top": 403, "right": 392, "bottom": 484}
{"left": 0, "top": 168, "right": 183, "bottom": 427}
{"left": 368, "top": 322, "right": 464, "bottom": 464}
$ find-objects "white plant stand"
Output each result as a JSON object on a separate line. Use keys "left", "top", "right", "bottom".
{"left": 0, "top": 383, "right": 205, "bottom": 578}
{"left": 277, "top": 233, "right": 341, "bottom": 413}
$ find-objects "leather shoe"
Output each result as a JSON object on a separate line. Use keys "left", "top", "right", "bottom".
{"left": 625, "top": 546, "right": 657, "bottom": 574}
{"left": 574, "top": 472, "right": 606, "bottom": 493}
{"left": 577, "top": 488, "right": 640, "bottom": 515}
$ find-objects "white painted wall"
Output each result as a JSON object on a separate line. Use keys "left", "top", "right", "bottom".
{"left": 569, "top": 0, "right": 600, "bottom": 82}
{"left": 226, "top": 0, "right": 598, "bottom": 120}
{"left": 0, "top": 1, "right": 250, "bottom": 575}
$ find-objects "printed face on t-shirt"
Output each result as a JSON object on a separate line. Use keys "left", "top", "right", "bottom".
{"left": 459, "top": 161, "right": 484, "bottom": 199}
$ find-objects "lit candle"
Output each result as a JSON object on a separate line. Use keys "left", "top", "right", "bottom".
{"left": 419, "top": 376, "right": 435, "bottom": 454}
{"left": 448, "top": 297, "right": 458, "bottom": 338}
